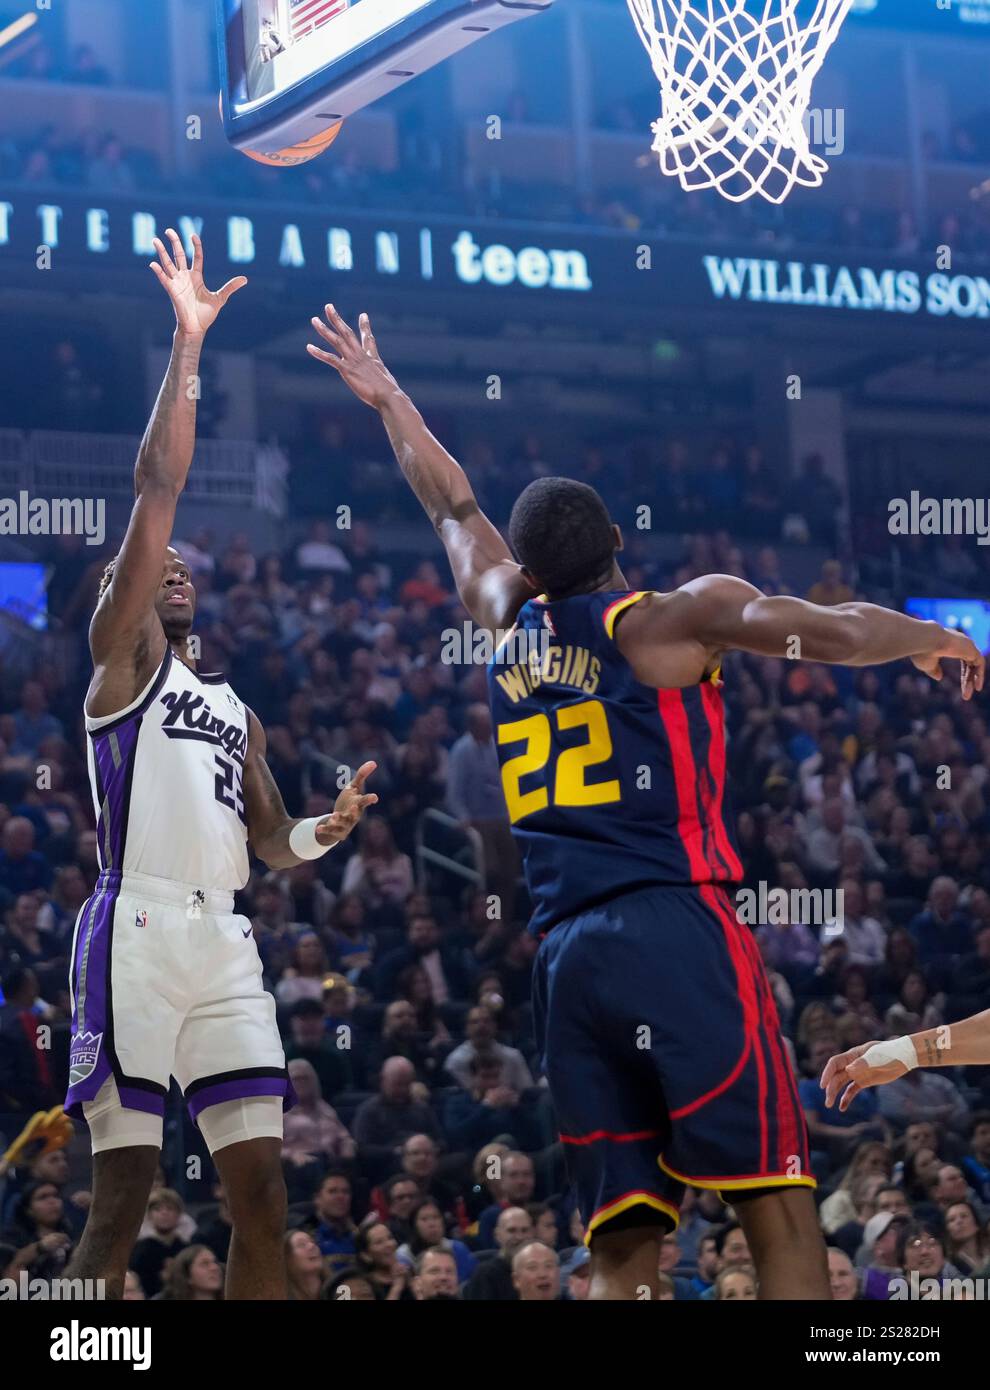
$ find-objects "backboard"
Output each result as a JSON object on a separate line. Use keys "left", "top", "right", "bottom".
{"left": 217, "top": 0, "right": 555, "bottom": 157}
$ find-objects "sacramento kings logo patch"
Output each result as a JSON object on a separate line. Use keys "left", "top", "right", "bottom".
{"left": 69, "top": 1030, "right": 104, "bottom": 1085}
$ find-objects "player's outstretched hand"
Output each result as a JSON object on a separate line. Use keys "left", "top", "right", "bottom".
{"left": 911, "top": 628, "right": 985, "bottom": 702}
{"left": 307, "top": 305, "right": 399, "bottom": 409}
{"left": 150, "top": 230, "right": 247, "bottom": 338}
{"left": 820, "top": 1040, "right": 909, "bottom": 1112}
{"left": 315, "top": 760, "right": 379, "bottom": 845}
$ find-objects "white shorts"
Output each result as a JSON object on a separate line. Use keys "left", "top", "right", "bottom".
{"left": 66, "top": 869, "right": 293, "bottom": 1149}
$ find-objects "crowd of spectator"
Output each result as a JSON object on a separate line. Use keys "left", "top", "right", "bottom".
{"left": 2, "top": 454, "right": 990, "bottom": 1299}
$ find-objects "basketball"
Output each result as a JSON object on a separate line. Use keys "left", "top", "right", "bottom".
{"left": 241, "top": 119, "right": 344, "bottom": 167}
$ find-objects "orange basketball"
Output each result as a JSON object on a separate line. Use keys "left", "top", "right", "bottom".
{"left": 242, "top": 119, "right": 345, "bottom": 167}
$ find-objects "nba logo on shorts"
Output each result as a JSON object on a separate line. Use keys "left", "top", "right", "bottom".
{"left": 69, "top": 1030, "right": 104, "bottom": 1086}
{"left": 135, "top": 909, "right": 148, "bottom": 929}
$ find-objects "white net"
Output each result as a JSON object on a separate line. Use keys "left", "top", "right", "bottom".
{"left": 627, "top": 0, "right": 854, "bottom": 204}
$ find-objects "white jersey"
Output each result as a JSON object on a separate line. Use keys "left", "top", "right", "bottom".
{"left": 85, "top": 648, "right": 250, "bottom": 892}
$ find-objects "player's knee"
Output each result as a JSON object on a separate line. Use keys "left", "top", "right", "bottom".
{"left": 222, "top": 1149, "right": 287, "bottom": 1233}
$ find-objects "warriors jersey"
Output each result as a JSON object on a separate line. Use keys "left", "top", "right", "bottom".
{"left": 86, "top": 647, "right": 250, "bottom": 893}
{"left": 486, "top": 590, "right": 743, "bottom": 935}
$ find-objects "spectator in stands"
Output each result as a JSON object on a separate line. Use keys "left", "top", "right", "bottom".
{"left": 352, "top": 1056, "right": 441, "bottom": 1180}
{"left": 909, "top": 877, "right": 974, "bottom": 970}
{"left": 285, "top": 1229, "right": 326, "bottom": 1301}
{"left": 859, "top": 1211, "right": 908, "bottom": 1299}
{"left": 961, "top": 1113, "right": 990, "bottom": 1204}
{"left": 447, "top": 703, "right": 519, "bottom": 919}
{"left": 462, "top": 1205, "right": 533, "bottom": 1301}
{"left": 192, "top": 1185, "right": 233, "bottom": 1266}
{"left": 410, "top": 1245, "right": 460, "bottom": 1299}
{"left": 341, "top": 817, "right": 414, "bottom": 909}
{"left": 943, "top": 1200, "right": 990, "bottom": 1275}
{"left": 157, "top": 1245, "right": 224, "bottom": 1301}
{"left": 443, "top": 1056, "right": 542, "bottom": 1156}
{"left": 10, "top": 681, "right": 64, "bottom": 757}
{"left": 827, "top": 1247, "right": 859, "bottom": 1300}
{"left": 130, "top": 1190, "right": 188, "bottom": 1299}
{"left": 511, "top": 1240, "right": 560, "bottom": 1301}
{"left": 303, "top": 1171, "right": 358, "bottom": 1277}
{"left": 281, "top": 1058, "right": 356, "bottom": 1186}
{"left": 898, "top": 1218, "right": 962, "bottom": 1287}
{"left": 274, "top": 932, "right": 331, "bottom": 1008}
{"left": 877, "top": 1068, "right": 970, "bottom": 1135}
{"left": 0, "top": 1179, "right": 73, "bottom": 1282}
{"left": 294, "top": 519, "right": 352, "bottom": 577}
{"left": 0, "top": 967, "right": 57, "bottom": 1112}
{"left": 714, "top": 1264, "right": 758, "bottom": 1300}
{"left": 0, "top": 820, "right": 52, "bottom": 897}
{"left": 833, "top": 879, "right": 887, "bottom": 966}
{"left": 354, "top": 1219, "right": 415, "bottom": 1300}
{"left": 376, "top": 912, "right": 473, "bottom": 1003}
{"left": 884, "top": 970, "right": 944, "bottom": 1037}
{"left": 396, "top": 1196, "right": 476, "bottom": 1282}
{"left": 805, "top": 558, "right": 854, "bottom": 608}
{"left": 444, "top": 1004, "right": 534, "bottom": 1093}
{"left": 283, "top": 999, "right": 351, "bottom": 1101}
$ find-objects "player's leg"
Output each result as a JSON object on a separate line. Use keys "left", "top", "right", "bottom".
{"left": 534, "top": 911, "right": 681, "bottom": 1301}
{"left": 66, "top": 1081, "right": 162, "bottom": 1298}
{"left": 654, "top": 886, "right": 831, "bottom": 1298}
{"left": 200, "top": 1104, "right": 288, "bottom": 1300}
{"left": 588, "top": 1220, "right": 666, "bottom": 1301}
{"left": 176, "top": 910, "right": 292, "bottom": 1299}
{"left": 733, "top": 1186, "right": 831, "bottom": 1300}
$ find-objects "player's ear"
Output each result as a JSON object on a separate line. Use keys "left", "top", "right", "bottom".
{"left": 519, "top": 566, "right": 540, "bottom": 591}
{"left": 612, "top": 523, "right": 624, "bottom": 553}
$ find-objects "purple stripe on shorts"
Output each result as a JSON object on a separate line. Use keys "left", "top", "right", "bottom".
{"left": 64, "top": 883, "right": 118, "bottom": 1116}
{"left": 116, "top": 1086, "right": 166, "bottom": 1117}
{"left": 187, "top": 1076, "right": 292, "bottom": 1123}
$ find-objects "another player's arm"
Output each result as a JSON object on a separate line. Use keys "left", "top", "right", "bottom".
{"left": 821, "top": 1010, "right": 990, "bottom": 1113}
{"left": 306, "top": 306, "right": 533, "bottom": 632}
{"left": 242, "top": 710, "right": 378, "bottom": 869}
{"left": 88, "top": 232, "right": 247, "bottom": 714}
{"left": 616, "top": 575, "right": 985, "bottom": 700}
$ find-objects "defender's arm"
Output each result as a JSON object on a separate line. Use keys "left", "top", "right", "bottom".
{"left": 242, "top": 710, "right": 378, "bottom": 869}
{"left": 307, "top": 306, "right": 533, "bottom": 632}
{"left": 615, "top": 574, "right": 984, "bottom": 698}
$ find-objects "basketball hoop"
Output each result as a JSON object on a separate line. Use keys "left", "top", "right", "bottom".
{"left": 627, "top": 0, "right": 855, "bottom": 204}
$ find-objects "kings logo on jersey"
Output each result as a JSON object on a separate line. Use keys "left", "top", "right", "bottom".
{"left": 68, "top": 1030, "right": 104, "bottom": 1086}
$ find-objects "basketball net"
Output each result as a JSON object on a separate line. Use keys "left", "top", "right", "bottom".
{"left": 627, "top": 0, "right": 854, "bottom": 204}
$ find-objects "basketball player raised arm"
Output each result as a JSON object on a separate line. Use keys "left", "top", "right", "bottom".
{"left": 822, "top": 1009, "right": 990, "bottom": 1113}
{"left": 307, "top": 305, "right": 984, "bottom": 701}
{"left": 91, "top": 240, "right": 376, "bottom": 869}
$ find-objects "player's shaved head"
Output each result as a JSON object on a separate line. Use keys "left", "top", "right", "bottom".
{"left": 509, "top": 477, "right": 619, "bottom": 598}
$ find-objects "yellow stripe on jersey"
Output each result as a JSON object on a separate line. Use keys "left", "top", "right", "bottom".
{"left": 602, "top": 590, "right": 649, "bottom": 639}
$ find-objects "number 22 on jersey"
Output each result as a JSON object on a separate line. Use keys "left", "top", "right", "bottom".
{"left": 497, "top": 699, "right": 621, "bottom": 823}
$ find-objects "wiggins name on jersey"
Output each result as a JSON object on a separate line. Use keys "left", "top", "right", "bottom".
{"left": 486, "top": 590, "right": 743, "bottom": 935}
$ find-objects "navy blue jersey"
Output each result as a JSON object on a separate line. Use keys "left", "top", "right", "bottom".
{"left": 486, "top": 590, "right": 743, "bottom": 934}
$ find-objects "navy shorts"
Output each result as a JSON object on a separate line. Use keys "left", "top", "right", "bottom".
{"left": 531, "top": 883, "right": 814, "bottom": 1243}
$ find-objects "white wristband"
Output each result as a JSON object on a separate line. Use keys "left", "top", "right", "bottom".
{"left": 288, "top": 817, "right": 337, "bottom": 861}
{"left": 862, "top": 1036, "right": 918, "bottom": 1073}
